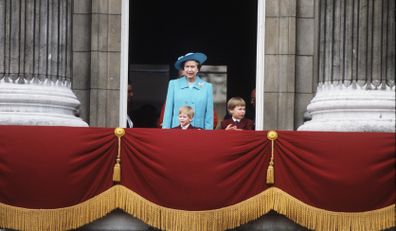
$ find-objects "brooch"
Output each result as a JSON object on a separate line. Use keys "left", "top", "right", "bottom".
{"left": 198, "top": 82, "right": 205, "bottom": 87}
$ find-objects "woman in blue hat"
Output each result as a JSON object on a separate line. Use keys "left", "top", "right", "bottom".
{"left": 162, "top": 52, "right": 214, "bottom": 130}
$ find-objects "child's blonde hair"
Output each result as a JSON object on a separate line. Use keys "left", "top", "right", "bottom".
{"left": 227, "top": 97, "right": 246, "bottom": 111}
{"left": 179, "top": 105, "right": 195, "bottom": 119}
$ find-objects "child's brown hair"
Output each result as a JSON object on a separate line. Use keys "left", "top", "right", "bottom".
{"left": 227, "top": 97, "right": 246, "bottom": 111}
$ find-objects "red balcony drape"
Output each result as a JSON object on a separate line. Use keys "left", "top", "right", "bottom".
{"left": 0, "top": 126, "right": 394, "bottom": 231}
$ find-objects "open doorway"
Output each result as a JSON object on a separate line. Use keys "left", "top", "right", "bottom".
{"left": 129, "top": 1, "right": 257, "bottom": 128}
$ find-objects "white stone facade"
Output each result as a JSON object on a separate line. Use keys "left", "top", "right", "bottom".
{"left": 299, "top": 82, "right": 395, "bottom": 132}
{"left": 0, "top": 82, "right": 87, "bottom": 127}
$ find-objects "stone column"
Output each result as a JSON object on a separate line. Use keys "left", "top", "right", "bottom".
{"left": 299, "top": 0, "right": 395, "bottom": 132}
{"left": 264, "top": 0, "right": 297, "bottom": 130}
{"left": 0, "top": 0, "right": 87, "bottom": 126}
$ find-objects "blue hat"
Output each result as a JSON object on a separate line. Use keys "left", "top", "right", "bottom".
{"left": 174, "top": 52, "right": 207, "bottom": 70}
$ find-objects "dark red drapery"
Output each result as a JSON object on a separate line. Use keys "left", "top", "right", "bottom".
{"left": 0, "top": 126, "right": 394, "bottom": 213}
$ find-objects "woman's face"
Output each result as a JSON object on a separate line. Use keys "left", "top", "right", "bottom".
{"left": 183, "top": 60, "right": 199, "bottom": 81}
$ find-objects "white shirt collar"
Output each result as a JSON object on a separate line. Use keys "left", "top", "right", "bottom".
{"left": 181, "top": 124, "right": 190, "bottom": 129}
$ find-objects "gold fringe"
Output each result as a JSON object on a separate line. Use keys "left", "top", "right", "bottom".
{"left": 0, "top": 186, "right": 117, "bottom": 231}
{"left": 0, "top": 186, "right": 394, "bottom": 231}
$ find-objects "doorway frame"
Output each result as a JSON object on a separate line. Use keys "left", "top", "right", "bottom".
{"left": 119, "top": 0, "right": 266, "bottom": 130}
{"left": 255, "top": 0, "right": 265, "bottom": 130}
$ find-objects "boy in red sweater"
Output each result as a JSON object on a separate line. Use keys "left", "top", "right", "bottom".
{"left": 221, "top": 97, "right": 254, "bottom": 130}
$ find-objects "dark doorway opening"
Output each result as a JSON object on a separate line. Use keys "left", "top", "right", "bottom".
{"left": 129, "top": 1, "right": 257, "bottom": 127}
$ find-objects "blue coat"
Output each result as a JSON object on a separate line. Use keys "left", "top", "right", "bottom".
{"left": 162, "top": 76, "right": 214, "bottom": 130}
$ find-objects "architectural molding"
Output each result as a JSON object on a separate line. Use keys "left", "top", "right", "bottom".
{"left": 0, "top": 82, "right": 87, "bottom": 127}
{"left": 298, "top": 82, "right": 395, "bottom": 132}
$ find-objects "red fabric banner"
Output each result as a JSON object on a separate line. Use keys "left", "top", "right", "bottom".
{"left": 0, "top": 126, "right": 115, "bottom": 208}
{"left": 274, "top": 131, "right": 395, "bottom": 212}
{"left": 0, "top": 126, "right": 394, "bottom": 213}
{"left": 122, "top": 129, "right": 270, "bottom": 211}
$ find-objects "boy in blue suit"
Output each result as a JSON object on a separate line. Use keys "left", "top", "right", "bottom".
{"left": 172, "top": 106, "right": 201, "bottom": 130}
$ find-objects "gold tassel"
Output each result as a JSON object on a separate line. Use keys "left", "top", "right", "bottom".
{"left": 113, "top": 162, "right": 121, "bottom": 182}
{"left": 266, "top": 130, "right": 278, "bottom": 185}
{"left": 266, "top": 163, "right": 274, "bottom": 184}
{"left": 113, "top": 128, "right": 125, "bottom": 183}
